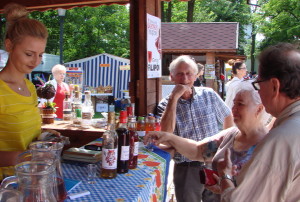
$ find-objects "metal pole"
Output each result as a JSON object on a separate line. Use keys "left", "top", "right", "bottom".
{"left": 59, "top": 16, "right": 64, "bottom": 64}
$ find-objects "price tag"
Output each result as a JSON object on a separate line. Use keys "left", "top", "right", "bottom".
{"left": 96, "top": 103, "right": 108, "bottom": 112}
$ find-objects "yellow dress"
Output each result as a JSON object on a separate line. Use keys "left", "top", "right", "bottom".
{"left": 0, "top": 78, "right": 41, "bottom": 179}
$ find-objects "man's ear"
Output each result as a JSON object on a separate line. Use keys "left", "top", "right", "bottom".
{"left": 170, "top": 74, "right": 175, "bottom": 82}
{"left": 270, "top": 78, "right": 280, "bottom": 97}
{"left": 5, "top": 39, "right": 13, "bottom": 52}
{"left": 256, "top": 104, "right": 264, "bottom": 117}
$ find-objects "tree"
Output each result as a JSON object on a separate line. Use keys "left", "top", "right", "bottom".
{"left": 258, "top": 0, "right": 300, "bottom": 49}
{"left": 187, "top": 0, "right": 196, "bottom": 22}
{"left": 29, "top": 5, "right": 129, "bottom": 62}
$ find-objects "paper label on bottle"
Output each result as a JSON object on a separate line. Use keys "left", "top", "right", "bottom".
{"left": 120, "top": 146, "right": 130, "bottom": 160}
{"left": 136, "top": 131, "right": 146, "bottom": 137}
{"left": 134, "top": 142, "right": 139, "bottom": 156}
{"left": 82, "top": 112, "right": 92, "bottom": 119}
{"left": 102, "top": 148, "right": 118, "bottom": 169}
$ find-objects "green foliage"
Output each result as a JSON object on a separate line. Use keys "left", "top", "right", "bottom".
{"left": 29, "top": 5, "right": 129, "bottom": 62}
{"left": 162, "top": 0, "right": 252, "bottom": 55}
{"left": 258, "top": 0, "right": 300, "bottom": 49}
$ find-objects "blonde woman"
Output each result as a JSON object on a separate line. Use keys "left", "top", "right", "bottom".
{"left": 0, "top": 3, "right": 48, "bottom": 173}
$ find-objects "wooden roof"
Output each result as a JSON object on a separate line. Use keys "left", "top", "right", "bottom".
{"left": 0, "top": 0, "right": 190, "bottom": 13}
{"left": 162, "top": 22, "right": 239, "bottom": 54}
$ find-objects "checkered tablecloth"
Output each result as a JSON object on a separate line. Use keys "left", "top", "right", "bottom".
{"left": 63, "top": 146, "right": 170, "bottom": 202}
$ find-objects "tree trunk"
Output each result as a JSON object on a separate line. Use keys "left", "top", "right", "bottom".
{"left": 161, "top": 2, "right": 165, "bottom": 22}
{"left": 166, "top": 2, "right": 172, "bottom": 22}
{"left": 0, "top": 15, "right": 4, "bottom": 49}
{"left": 187, "top": 0, "right": 195, "bottom": 22}
{"left": 251, "top": 23, "right": 256, "bottom": 72}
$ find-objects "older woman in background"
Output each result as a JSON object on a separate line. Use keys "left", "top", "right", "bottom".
{"left": 146, "top": 80, "right": 270, "bottom": 199}
{"left": 41, "top": 64, "right": 71, "bottom": 119}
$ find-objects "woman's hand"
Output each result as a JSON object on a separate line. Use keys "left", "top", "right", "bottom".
{"left": 205, "top": 174, "right": 221, "bottom": 194}
{"left": 217, "top": 149, "right": 233, "bottom": 176}
{"left": 143, "top": 131, "right": 174, "bottom": 146}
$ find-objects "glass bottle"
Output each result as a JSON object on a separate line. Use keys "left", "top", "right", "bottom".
{"left": 116, "top": 110, "right": 130, "bottom": 173}
{"left": 107, "top": 102, "right": 115, "bottom": 125}
{"left": 63, "top": 93, "right": 72, "bottom": 122}
{"left": 101, "top": 124, "right": 118, "bottom": 179}
{"left": 155, "top": 115, "right": 161, "bottom": 131}
{"left": 136, "top": 116, "right": 146, "bottom": 147}
{"left": 145, "top": 116, "right": 156, "bottom": 133}
{"left": 128, "top": 116, "right": 138, "bottom": 169}
{"left": 72, "top": 91, "right": 82, "bottom": 126}
{"left": 145, "top": 116, "right": 156, "bottom": 151}
{"left": 81, "top": 91, "right": 93, "bottom": 127}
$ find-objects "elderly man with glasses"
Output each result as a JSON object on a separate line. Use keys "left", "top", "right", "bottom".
{"left": 217, "top": 43, "right": 300, "bottom": 201}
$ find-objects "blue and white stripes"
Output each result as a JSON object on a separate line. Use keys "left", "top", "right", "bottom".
{"left": 65, "top": 53, "right": 130, "bottom": 98}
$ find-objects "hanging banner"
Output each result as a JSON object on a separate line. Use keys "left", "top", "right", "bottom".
{"left": 147, "top": 13, "right": 162, "bottom": 78}
{"left": 66, "top": 67, "right": 84, "bottom": 87}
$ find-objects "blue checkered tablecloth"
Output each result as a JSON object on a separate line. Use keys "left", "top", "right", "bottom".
{"left": 63, "top": 147, "right": 170, "bottom": 202}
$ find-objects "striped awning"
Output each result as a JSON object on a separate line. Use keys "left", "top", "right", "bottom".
{"left": 65, "top": 53, "right": 130, "bottom": 98}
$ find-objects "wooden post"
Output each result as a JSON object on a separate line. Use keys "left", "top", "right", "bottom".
{"left": 205, "top": 52, "right": 216, "bottom": 90}
{"left": 129, "top": 0, "right": 162, "bottom": 116}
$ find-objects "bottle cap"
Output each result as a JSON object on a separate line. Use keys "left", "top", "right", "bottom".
{"left": 138, "top": 116, "right": 145, "bottom": 121}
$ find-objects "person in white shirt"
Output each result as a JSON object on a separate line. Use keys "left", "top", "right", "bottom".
{"left": 225, "top": 59, "right": 247, "bottom": 110}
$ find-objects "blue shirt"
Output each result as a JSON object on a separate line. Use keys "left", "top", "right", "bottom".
{"left": 157, "top": 87, "right": 231, "bottom": 163}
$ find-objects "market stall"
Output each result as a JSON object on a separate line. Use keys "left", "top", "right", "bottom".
{"left": 65, "top": 53, "right": 130, "bottom": 99}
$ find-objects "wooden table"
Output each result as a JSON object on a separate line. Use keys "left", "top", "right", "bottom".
{"left": 42, "top": 121, "right": 105, "bottom": 150}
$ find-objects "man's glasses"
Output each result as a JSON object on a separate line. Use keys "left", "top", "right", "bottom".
{"left": 252, "top": 79, "right": 269, "bottom": 90}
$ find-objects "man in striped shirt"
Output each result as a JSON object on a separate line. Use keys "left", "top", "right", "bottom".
{"left": 157, "top": 55, "right": 233, "bottom": 202}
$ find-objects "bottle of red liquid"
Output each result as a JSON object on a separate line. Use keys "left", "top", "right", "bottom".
{"left": 128, "top": 116, "right": 138, "bottom": 169}
{"left": 155, "top": 115, "right": 161, "bottom": 131}
{"left": 145, "top": 116, "right": 156, "bottom": 132}
{"left": 116, "top": 110, "right": 130, "bottom": 173}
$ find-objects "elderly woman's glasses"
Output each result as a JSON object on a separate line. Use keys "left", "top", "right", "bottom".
{"left": 252, "top": 79, "right": 269, "bottom": 90}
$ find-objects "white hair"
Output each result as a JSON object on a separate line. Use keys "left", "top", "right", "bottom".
{"left": 236, "top": 79, "right": 272, "bottom": 125}
{"left": 52, "top": 64, "right": 66, "bottom": 74}
{"left": 169, "top": 55, "right": 198, "bottom": 76}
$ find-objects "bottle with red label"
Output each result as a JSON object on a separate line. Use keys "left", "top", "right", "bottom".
{"left": 128, "top": 116, "right": 138, "bottom": 169}
{"left": 101, "top": 124, "right": 118, "bottom": 179}
{"left": 116, "top": 110, "right": 130, "bottom": 173}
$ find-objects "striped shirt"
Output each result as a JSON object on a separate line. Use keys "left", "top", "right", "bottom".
{"left": 0, "top": 79, "right": 41, "bottom": 151}
{"left": 157, "top": 87, "right": 231, "bottom": 163}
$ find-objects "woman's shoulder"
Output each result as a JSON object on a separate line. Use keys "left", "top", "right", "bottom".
{"left": 219, "top": 127, "right": 239, "bottom": 147}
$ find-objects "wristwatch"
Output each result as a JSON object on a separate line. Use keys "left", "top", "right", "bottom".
{"left": 219, "top": 174, "right": 234, "bottom": 184}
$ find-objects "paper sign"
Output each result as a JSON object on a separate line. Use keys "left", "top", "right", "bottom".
{"left": 100, "top": 64, "right": 110, "bottom": 67}
{"left": 96, "top": 103, "right": 108, "bottom": 112}
{"left": 204, "top": 64, "right": 215, "bottom": 79}
{"left": 147, "top": 13, "right": 162, "bottom": 78}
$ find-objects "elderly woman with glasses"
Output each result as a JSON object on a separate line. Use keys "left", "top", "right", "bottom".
{"left": 225, "top": 59, "right": 247, "bottom": 110}
{"left": 40, "top": 64, "right": 71, "bottom": 119}
{"left": 145, "top": 80, "right": 271, "bottom": 200}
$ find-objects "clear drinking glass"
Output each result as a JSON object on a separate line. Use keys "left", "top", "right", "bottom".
{"left": 87, "top": 164, "right": 97, "bottom": 184}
